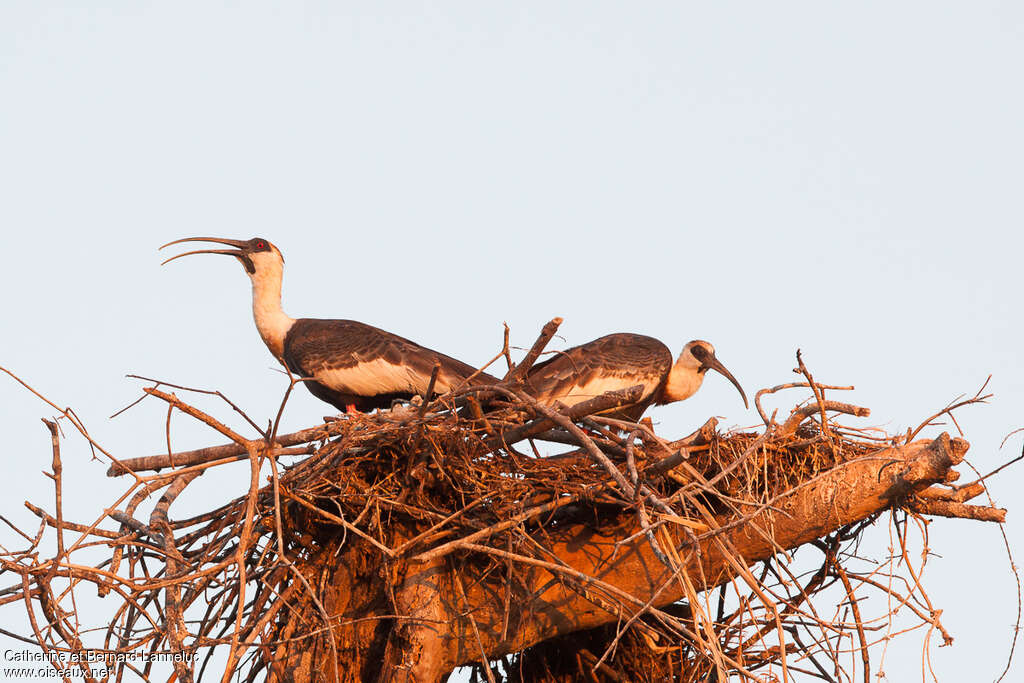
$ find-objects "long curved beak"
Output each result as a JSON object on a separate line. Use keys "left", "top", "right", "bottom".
{"left": 159, "top": 237, "right": 253, "bottom": 272}
{"left": 706, "top": 356, "right": 749, "bottom": 409}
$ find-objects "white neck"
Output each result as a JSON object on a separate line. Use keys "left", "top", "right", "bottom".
{"left": 661, "top": 362, "right": 705, "bottom": 404}
{"left": 249, "top": 267, "right": 295, "bottom": 361}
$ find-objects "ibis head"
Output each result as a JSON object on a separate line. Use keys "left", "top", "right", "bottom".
{"left": 160, "top": 236, "right": 284, "bottom": 280}
{"left": 682, "top": 340, "right": 748, "bottom": 408}
{"left": 664, "top": 340, "right": 748, "bottom": 408}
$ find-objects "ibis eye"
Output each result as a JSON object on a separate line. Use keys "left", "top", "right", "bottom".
{"left": 256, "top": 241, "right": 266, "bottom": 249}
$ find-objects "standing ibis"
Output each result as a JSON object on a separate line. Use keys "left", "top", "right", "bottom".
{"left": 161, "top": 236, "right": 496, "bottom": 413}
{"left": 526, "top": 334, "right": 748, "bottom": 421}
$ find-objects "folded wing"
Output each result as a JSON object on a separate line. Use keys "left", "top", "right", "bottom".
{"left": 526, "top": 333, "right": 673, "bottom": 419}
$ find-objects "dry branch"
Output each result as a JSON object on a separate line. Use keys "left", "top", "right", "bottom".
{"left": 908, "top": 497, "right": 1007, "bottom": 522}
{"left": 106, "top": 424, "right": 331, "bottom": 475}
{"left": 504, "top": 316, "right": 563, "bottom": 383}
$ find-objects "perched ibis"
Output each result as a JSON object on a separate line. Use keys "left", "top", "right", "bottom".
{"left": 161, "top": 236, "right": 496, "bottom": 413}
{"left": 526, "top": 334, "right": 748, "bottom": 421}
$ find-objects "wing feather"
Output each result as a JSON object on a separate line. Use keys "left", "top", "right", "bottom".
{"left": 526, "top": 333, "right": 673, "bottom": 409}
{"left": 284, "top": 319, "right": 495, "bottom": 399}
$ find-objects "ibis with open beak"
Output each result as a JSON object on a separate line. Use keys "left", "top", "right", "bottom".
{"left": 161, "top": 236, "right": 497, "bottom": 413}
{"left": 525, "top": 334, "right": 748, "bottom": 421}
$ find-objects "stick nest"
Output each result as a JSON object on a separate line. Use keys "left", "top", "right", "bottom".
{"left": 0, "top": 356, "right": 1013, "bottom": 683}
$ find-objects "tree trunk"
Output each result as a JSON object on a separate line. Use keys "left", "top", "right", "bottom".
{"left": 267, "top": 433, "right": 967, "bottom": 682}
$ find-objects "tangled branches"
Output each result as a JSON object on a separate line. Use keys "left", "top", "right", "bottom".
{"left": 0, "top": 339, "right": 1016, "bottom": 683}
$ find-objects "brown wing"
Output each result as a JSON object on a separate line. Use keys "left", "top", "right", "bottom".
{"left": 283, "top": 319, "right": 496, "bottom": 404}
{"left": 526, "top": 333, "right": 673, "bottom": 413}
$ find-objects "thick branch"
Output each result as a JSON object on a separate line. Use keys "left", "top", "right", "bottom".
{"left": 385, "top": 433, "right": 969, "bottom": 675}
{"left": 908, "top": 498, "right": 1006, "bottom": 522}
{"left": 107, "top": 427, "right": 328, "bottom": 476}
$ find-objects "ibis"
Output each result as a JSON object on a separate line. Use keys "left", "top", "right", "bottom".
{"left": 526, "top": 334, "right": 748, "bottom": 421}
{"left": 161, "top": 236, "right": 497, "bottom": 413}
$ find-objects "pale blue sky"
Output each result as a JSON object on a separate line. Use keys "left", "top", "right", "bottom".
{"left": 2, "top": 3, "right": 1022, "bottom": 681}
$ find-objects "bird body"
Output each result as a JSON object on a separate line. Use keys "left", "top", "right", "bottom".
{"left": 162, "top": 237, "right": 495, "bottom": 412}
{"left": 527, "top": 333, "right": 747, "bottom": 421}
{"left": 282, "top": 318, "right": 490, "bottom": 412}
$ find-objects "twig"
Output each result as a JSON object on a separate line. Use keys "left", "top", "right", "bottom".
{"left": 418, "top": 362, "right": 442, "bottom": 419}
{"left": 412, "top": 493, "right": 585, "bottom": 564}
{"left": 779, "top": 401, "right": 870, "bottom": 437}
{"left": 23, "top": 503, "right": 121, "bottom": 540}
{"left": 503, "top": 316, "right": 562, "bottom": 383}
{"left": 150, "top": 471, "right": 201, "bottom": 683}
{"left": 454, "top": 571, "right": 497, "bottom": 683}
{"left": 501, "top": 323, "right": 513, "bottom": 372}
{"left": 833, "top": 560, "right": 870, "bottom": 683}
{"left": 485, "top": 385, "right": 644, "bottom": 450}
{"left": 794, "top": 350, "right": 837, "bottom": 451}
{"left": 641, "top": 418, "right": 719, "bottom": 480}
{"left": 755, "top": 382, "right": 854, "bottom": 429}
{"left": 279, "top": 489, "right": 395, "bottom": 557}
{"left": 122, "top": 374, "right": 267, "bottom": 436}
{"left": 906, "top": 376, "right": 992, "bottom": 443}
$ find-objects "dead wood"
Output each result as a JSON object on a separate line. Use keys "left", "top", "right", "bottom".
{"left": 1, "top": 348, "right": 1018, "bottom": 683}
{"left": 302, "top": 433, "right": 966, "bottom": 680}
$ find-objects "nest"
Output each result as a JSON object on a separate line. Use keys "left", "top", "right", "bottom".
{"left": 0, "top": 348, "right": 1013, "bottom": 683}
